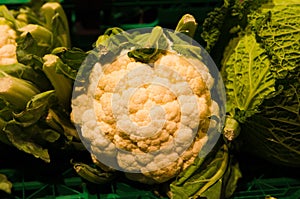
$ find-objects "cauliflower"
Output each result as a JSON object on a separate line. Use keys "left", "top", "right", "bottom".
{"left": 71, "top": 28, "right": 222, "bottom": 184}
{"left": 0, "top": 18, "right": 17, "bottom": 65}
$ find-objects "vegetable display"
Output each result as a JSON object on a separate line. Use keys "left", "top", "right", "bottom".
{"left": 0, "top": 0, "right": 299, "bottom": 198}
{"left": 0, "top": 1, "right": 81, "bottom": 163}
{"left": 201, "top": 0, "right": 300, "bottom": 167}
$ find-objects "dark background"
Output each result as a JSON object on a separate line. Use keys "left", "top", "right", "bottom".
{"left": 61, "top": 0, "right": 223, "bottom": 50}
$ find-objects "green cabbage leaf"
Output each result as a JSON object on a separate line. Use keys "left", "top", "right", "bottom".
{"left": 222, "top": 33, "right": 276, "bottom": 123}
{"left": 216, "top": 0, "right": 300, "bottom": 167}
{"left": 243, "top": 74, "right": 300, "bottom": 167}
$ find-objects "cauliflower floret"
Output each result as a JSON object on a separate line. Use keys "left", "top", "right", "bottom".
{"left": 128, "top": 87, "right": 148, "bottom": 113}
{"left": 162, "top": 101, "right": 180, "bottom": 121}
{"left": 0, "top": 23, "right": 17, "bottom": 46}
{"left": 148, "top": 84, "right": 176, "bottom": 104}
{"left": 0, "top": 23, "right": 17, "bottom": 65}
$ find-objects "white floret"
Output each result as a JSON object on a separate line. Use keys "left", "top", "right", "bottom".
{"left": 125, "top": 65, "right": 154, "bottom": 88}
{"left": 174, "top": 125, "right": 194, "bottom": 145}
{"left": 135, "top": 152, "right": 154, "bottom": 166}
{"left": 117, "top": 152, "right": 140, "bottom": 172}
{"left": 170, "top": 81, "right": 193, "bottom": 96}
{"left": 0, "top": 24, "right": 16, "bottom": 46}
{"left": 0, "top": 44, "right": 17, "bottom": 65}
{"left": 82, "top": 109, "right": 97, "bottom": 123}
{"left": 91, "top": 142, "right": 117, "bottom": 159}
{"left": 91, "top": 133, "right": 110, "bottom": 149}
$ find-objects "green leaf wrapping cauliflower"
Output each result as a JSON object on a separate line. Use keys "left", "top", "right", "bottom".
{"left": 71, "top": 27, "right": 224, "bottom": 184}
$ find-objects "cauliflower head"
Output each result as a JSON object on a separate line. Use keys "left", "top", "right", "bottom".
{"left": 0, "top": 18, "right": 17, "bottom": 65}
{"left": 72, "top": 29, "right": 222, "bottom": 184}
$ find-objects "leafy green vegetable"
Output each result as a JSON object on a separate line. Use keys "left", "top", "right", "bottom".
{"left": 0, "top": 5, "right": 19, "bottom": 29}
{"left": 0, "top": 1, "right": 77, "bottom": 163}
{"left": 230, "top": 2, "right": 299, "bottom": 167}
{"left": 51, "top": 47, "right": 87, "bottom": 71}
{"left": 127, "top": 26, "right": 168, "bottom": 63}
{"left": 15, "top": 30, "right": 50, "bottom": 73}
{"left": 0, "top": 173, "right": 12, "bottom": 194}
{"left": 95, "top": 27, "right": 125, "bottom": 48}
{"left": 0, "top": 62, "right": 52, "bottom": 91}
{"left": 39, "top": 2, "right": 71, "bottom": 48}
{"left": 13, "top": 90, "right": 55, "bottom": 127}
{"left": 252, "top": 5, "right": 300, "bottom": 79}
{"left": 222, "top": 158, "right": 242, "bottom": 198}
{"left": 19, "top": 24, "right": 53, "bottom": 52}
{"left": 0, "top": 89, "right": 61, "bottom": 162}
{"left": 42, "top": 54, "right": 73, "bottom": 109}
{"left": 0, "top": 118, "right": 11, "bottom": 146}
{"left": 170, "top": 144, "right": 240, "bottom": 199}
{"left": 4, "top": 122, "right": 51, "bottom": 162}
{"left": 202, "top": 0, "right": 300, "bottom": 168}
{"left": 201, "top": 0, "right": 269, "bottom": 67}
{"left": 45, "top": 108, "right": 80, "bottom": 140}
{"left": 0, "top": 72, "right": 40, "bottom": 111}
{"left": 242, "top": 69, "right": 300, "bottom": 167}
{"left": 175, "top": 14, "right": 198, "bottom": 38}
{"left": 222, "top": 33, "right": 276, "bottom": 123}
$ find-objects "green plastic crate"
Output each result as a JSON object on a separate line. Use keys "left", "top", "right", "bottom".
{"left": 0, "top": 0, "right": 30, "bottom": 4}
{"left": 231, "top": 177, "right": 300, "bottom": 199}
{"left": 0, "top": 168, "right": 91, "bottom": 199}
{"left": 0, "top": 0, "right": 65, "bottom": 4}
{"left": 3, "top": 167, "right": 300, "bottom": 199}
{"left": 0, "top": 168, "right": 162, "bottom": 199}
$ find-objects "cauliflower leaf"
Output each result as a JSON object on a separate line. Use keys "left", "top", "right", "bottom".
{"left": 4, "top": 122, "right": 51, "bottom": 163}
{"left": 0, "top": 173, "right": 12, "bottom": 194}
{"left": 170, "top": 144, "right": 232, "bottom": 199}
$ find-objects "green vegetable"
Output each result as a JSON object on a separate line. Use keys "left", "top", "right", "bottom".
{"left": 0, "top": 118, "right": 10, "bottom": 146}
{"left": 42, "top": 54, "right": 73, "bottom": 109}
{"left": 45, "top": 108, "right": 80, "bottom": 140}
{"left": 51, "top": 47, "right": 87, "bottom": 72}
{"left": 0, "top": 89, "right": 60, "bottom": 162}
{"left": 0, "top": 1, "right": 77, "bottom": 163}
{"left": 239, "top": 1, "right": 300, "bottom": 166}
{"left": 4, "top": 122, "right": 52, "bottom": 163}
{"left": 95, "top": 27, "right": 125, "bottom": 48}
{"left": 175, "top": 14, "right": 198, "bottom": 38}
{"left": 0, "top": 173, "right": 12, "bottom": 194}
{"left": 201, "top": 0, "right": 268, "bottom": 67}
{"left": 170, "top": 144, "right": 241, "bottom": 199}
{"left": 243, "top": 78, "right": 300, "bottom": 166}
{"left": 19, "top": 24, "right": 53, "bottom": 50}
{"left": 223, "top": 33, "right": 276, "bottom": 123}
{"left": 0, "top": 71, "right": 40, "bottom": 110}
{"left": 71, "top": 159, "right": 116, "bottom": 184}
{"left": 0, "top": 5, "right": 18, "bottom": 28}
{"left": 39, "top": 2, "right": 71, "bottom": 48}
{"left": 127, "top": 26, "right": 167, "bottom": 63}
{"left": 13, "top": 90, "right": 55, "bottom": 127}
{"left": 252, "top": 3, "right": 300, "bottom": 79}
{"left": 202, "top": 0, "right": 300, "bottom": 168}
{"left": 221, "top": 155, "right": 242, "bottom": 198}
{"left": 0, "top": 62, "right": 52, "bottom": 91}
